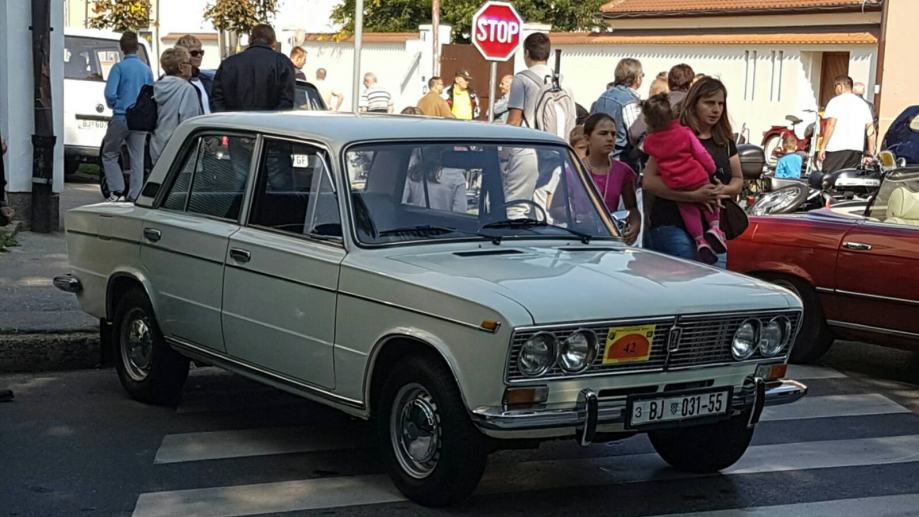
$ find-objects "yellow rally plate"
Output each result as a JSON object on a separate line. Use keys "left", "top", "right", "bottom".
{"left": 603, "top": 325, "right": 656, "bottom": 365}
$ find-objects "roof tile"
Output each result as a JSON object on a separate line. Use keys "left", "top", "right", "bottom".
{"left": 601, "top": 0, "right": 882, "bottom": 15}
{"left": 551, "top": 31, "right": 878, "bottom": 45}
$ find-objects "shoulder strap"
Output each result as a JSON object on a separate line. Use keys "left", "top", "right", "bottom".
{"left": 520, "top": 69, "right": 545, "bottom": 87}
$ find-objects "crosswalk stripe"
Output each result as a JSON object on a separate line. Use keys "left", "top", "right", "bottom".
{"left": 646, "top": 493, "right": 919, "bottom": 517}
{"left": 153, "top": 426, "right": 362, "bottom": 464}
{"left": 785, "top": 364, "right": 846, "bottom": 380}
{"left": 761, "top": 393, "right": 910, "bottom": 422}
{"left": 133, "top": 433, "right": 919, "bottom": 516}
{"left": 132, "top": 475, "right": 403, "bottom": 517}
{"left": 157, "top": 392, "right": 910, "bottom": 464}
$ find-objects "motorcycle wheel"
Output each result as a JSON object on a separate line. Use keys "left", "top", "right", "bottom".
{"left": 749, "top": 183, "right": 809, "bottom": 215}
{"left": 763, "top": 134, "right": 782, "bottom": 168}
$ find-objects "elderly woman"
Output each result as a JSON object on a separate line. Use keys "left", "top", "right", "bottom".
{"left": 174, "top": 34, "right": 213, "bottom": 113}
{"left": 149, "top": 47, "right": 203, "bottom": 164}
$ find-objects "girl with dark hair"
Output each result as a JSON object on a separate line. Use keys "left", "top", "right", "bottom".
{"left": 642, "top": 77, "right": 743, "bottom": 267}
{"left": 582, "top": 113, "right": 641, "bottom": 244}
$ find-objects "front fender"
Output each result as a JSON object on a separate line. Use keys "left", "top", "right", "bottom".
{"left": 106, "top": 267, "right": 158, "bottom": 320}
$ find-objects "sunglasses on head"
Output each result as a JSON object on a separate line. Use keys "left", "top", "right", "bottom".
{"left": 189, "top": 50, "right": 204, "bottom": 57}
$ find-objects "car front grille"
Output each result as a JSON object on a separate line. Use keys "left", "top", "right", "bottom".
{"left": 506, "top": 311, "right": 801, "bottom": 382}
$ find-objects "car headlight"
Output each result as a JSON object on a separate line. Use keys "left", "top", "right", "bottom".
{"left": 517, "top": 332, "right": 558, "bottom": 377}
{"left": 732, "top": 319, "right": 759, "bottom": 360}
{"left": 558, "top": 330, "right": 597, "bottom": 373}
{"left": 759, "top": 316, "right": 791, "bottom": 356}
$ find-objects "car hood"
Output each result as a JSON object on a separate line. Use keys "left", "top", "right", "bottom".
{"left": 382, "top": 243, "right": 796, "bottom": 324}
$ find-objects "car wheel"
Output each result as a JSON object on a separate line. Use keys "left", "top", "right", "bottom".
{"left": 377, "top": 355, "right": 488, "bottom": 507}
{"left": 769, "top": 277, "right": 834, "bottom": 363}
{"left": 113, "top": 288, "right": 189, "bottom": 405}
{"left": 65, "top": 158, "right": 81, "bottom": 177}
{"left": 649, "top": 412, "right": 754, "bottom": 473}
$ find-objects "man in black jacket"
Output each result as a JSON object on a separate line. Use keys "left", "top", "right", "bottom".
{"left": 212, "top": 24, "right": 295, "bottom": 112}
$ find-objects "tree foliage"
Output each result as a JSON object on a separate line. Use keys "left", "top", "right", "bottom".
{"left": 331, "top": 0, "right": 606, "bottom": 41}
{"left": 203, "top": 0, "right": 280, "bottom": 34}
{"left": 88, "top": 0, "right": 152, "bottom": 32}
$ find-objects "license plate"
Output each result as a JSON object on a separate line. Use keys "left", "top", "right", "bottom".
{"left": 602, "top": 324, "right": 656, "bottom": 365}
{"left": 77, "top": 118, "right": 108, "bottom": 130}
{"left": 629, "top": 390, "right": 729, "bottom": 427}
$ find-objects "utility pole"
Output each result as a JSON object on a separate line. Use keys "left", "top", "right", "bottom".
{"left": 432, "top": 0, "right": 441, "bottom": 76}
{"left": 30, "top": 0, "right": 55, "bottom": 233}
{"left": 351, "top": 0, "right": 364, "bottom": 112}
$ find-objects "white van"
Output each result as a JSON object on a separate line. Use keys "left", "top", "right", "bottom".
{"left": 64, "top": 28, "right": 153, "bottom": 175}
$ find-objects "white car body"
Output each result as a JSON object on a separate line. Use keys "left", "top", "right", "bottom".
{"left": 58, "top": 112, "right": 807, "bottom": 505}
{"left": 63, "top": 28, "right": 153, "bottom": 174}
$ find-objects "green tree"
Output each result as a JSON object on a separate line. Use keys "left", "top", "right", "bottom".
{"left": 331, "top": 0, "right": 605, "bottom": 41}
{"left": 203, "top": 0, "right": 280, "bottom": 34}
{"left": 88, "top": 0, "right": 152, "bottom": 32}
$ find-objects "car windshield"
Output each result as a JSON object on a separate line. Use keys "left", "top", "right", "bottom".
{"left": 344, "top": 142, "right": 616, "bottom": 245}
{"left": 866, "top": 169, "right": 919, "bottom": 224}
{"left": 295, "top": 81, "right": 327, "bottom": 111}
{"left": 64, "top": 36, "right": 150, "bottom": 82}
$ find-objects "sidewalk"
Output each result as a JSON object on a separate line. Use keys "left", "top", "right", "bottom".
{"left": 0, "top": 182, "right": 103, "bottom": 372}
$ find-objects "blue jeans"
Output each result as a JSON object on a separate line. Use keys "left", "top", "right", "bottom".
{"left": 647, "top": 225, "right": 727, "bottom": 269}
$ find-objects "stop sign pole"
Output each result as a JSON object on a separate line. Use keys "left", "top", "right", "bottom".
{"left": 471, "top": 1, "right": 523, "bottom": 122}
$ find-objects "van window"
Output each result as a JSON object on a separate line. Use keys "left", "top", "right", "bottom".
{"left": 64, "top": 36, "right": 150, "bottom": 82}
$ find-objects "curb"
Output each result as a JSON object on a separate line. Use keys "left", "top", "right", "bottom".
{"left": 0, "top": 331, "right": 102, "bottom": 373}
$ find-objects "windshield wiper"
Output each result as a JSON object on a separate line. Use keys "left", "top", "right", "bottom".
{"left": 378, "top": 224, "right": 500, "bottom": 244}
{"left": 479, "top": 219, "right": 592, "bottom": 244}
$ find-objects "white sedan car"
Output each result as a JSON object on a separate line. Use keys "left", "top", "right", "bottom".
{"left": 56, "top": 112, "right": 806, "bottom": 506}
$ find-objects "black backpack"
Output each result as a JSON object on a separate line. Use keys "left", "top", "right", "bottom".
{"left": 126, "top": 84, "right": 157, "bottom": 131}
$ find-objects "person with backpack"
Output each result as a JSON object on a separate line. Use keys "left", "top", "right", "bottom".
{"left": 505, "top": 33, "right": 577, "bottom": 217}
{"left": 591, "top": 58, "right": 644, "bottom": 172}
{"left": 149, "top": 47, "right": 203, "bottom": 164}
{"left": 101, "top": 31, "right": 154, "bottom": 202}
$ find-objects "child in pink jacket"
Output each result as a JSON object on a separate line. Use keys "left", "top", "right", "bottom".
{"left": 642, "top": 93, "right": 725, "bottom": 263}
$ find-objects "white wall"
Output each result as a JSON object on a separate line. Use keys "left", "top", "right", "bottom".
{"left": 1, "top": 0, "right": 65, "bottom": 195}
{"left": 551, "top": 43, "right": 877, "bottom": 145}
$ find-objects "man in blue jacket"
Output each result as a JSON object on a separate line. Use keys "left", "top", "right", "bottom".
{"left": 591, "top": 58, "right": 644, "bottom": 172}
{"left": 101, "top": 31, "right": 153, "bottom": 201}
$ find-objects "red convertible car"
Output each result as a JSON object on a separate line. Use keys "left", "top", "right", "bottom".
{"left": 729, "top": 169, "right": 919, "bottom": 362}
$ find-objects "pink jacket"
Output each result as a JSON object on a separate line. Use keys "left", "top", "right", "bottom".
{"left": 643, "top": 121, "right": 716, "bottom": 190}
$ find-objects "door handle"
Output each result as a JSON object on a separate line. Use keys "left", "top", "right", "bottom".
{"left": 143, "top": 228, "right": 162, "bottom": 242}
{"left": 842, "top": 241, "right": 872, "bottom": 251}
{"left": 229, "top": 248, "right": 251, "bottom": 263}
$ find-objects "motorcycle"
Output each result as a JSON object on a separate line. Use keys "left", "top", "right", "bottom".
{"left": 749, "top": 151, "right": 899, "bottom": 215}
{"left": 761, "top": 110, "right": 824, "bottom": 169}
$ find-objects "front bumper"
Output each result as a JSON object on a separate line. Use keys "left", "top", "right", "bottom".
{"left": 472, "top": 378, "right": 806, "bottom": 442}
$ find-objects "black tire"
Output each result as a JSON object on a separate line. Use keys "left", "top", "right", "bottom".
{"left": 376, "top": 355, "right": 488, "bottom": 507}
{"left": 65, "top": 158, "right": 81, "bottom": 177}
{"left": 769, "top": 277, "right": 834, "bottom": 363}
{"left": 649, "top": 412, "right": 754, "bottom": 473}
{"left": 113, "top": 288, "right": 189, "bottom": 405}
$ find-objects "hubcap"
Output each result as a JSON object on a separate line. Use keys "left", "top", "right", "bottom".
{"left": 390, "top": 383, "right": 441, "bottom": 479}
{"left": 121, "top": 308, "right": 153, "bottom": 382}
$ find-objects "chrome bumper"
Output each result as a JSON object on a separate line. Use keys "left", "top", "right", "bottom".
{"left": 472, "top": 378, "right": 807, "bottom": 443}
{"left": 53, "top": 274, "right": 82, "bottom": 293}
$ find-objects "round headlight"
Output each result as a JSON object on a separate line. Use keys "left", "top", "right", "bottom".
{"left": 759, "top": 316, "right": 791, "bottom": 356}
{"left": 517, "top": 332, "right": 558, "bottom": 377}
{"left": 559, "top": 330, "right": 598, "bottom": 373}
{"left": 732, "top": 320, "right": 759, "bottom": 360}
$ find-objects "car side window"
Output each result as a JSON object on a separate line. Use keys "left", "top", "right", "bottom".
{"left": 248, "top": 139, "right": 341, "bottom": 238}
{"left": 160, "top": 134, "right": 254, "bottom": 220}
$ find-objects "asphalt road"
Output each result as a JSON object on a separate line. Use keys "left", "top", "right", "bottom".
{"left": 1, "top": 339, "right": 917, "bottom": 517}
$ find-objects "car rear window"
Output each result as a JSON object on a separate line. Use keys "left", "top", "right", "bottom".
{"left": 64, "top": 36, "right": 150, "bottom": 82}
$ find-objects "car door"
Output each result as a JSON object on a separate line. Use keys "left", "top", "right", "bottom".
{"left": 221, "top": 137, "right": 344, "bottom": 388}
{"left": 141, "top": 133, "right": 256, "bottom": 353}
{"left": 833, "top": 182, "right": 919, "bottom": 339}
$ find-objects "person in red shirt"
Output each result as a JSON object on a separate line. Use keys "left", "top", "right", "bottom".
{"left": 642, "top": 93, "right": 724, "bottom": 263}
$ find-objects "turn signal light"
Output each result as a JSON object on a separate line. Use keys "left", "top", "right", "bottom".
{"left": 756, "top": 364, "right": 787, "bottom": 381}
{"left": 503, "top": 386, "right": 549, "bottom": 407}
{"left": 481, "top": 320, "right": 501, "bottom": 332}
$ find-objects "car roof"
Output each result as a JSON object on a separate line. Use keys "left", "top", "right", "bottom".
{"left": 64, "top": 28, "right": 153, "bottom": 50}
{"left": 179, "top": 111, "right": 567, "bottom": 148}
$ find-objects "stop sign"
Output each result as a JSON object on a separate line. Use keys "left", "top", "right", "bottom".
{"left": 471, "top": 1, "right": 524, "bottom": 62}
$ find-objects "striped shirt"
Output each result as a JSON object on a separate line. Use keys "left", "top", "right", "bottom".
{"left": 360, "top": 86, "right": 392, "bottom": 113}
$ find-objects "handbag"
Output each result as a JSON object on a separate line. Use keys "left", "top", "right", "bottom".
{"left": 721, "top": 197, "right": 749, "bottom": 239}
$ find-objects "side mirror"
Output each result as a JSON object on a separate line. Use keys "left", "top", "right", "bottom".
{"left": 611, "top": 209, "right": 630, "bottom": 235}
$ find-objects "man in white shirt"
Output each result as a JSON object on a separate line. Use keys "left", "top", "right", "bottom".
{"left": 818, "top": 75, "right": 875, "bottom": 173}
{"left": 315, "top": 68, "right": 344, "bottom": 111}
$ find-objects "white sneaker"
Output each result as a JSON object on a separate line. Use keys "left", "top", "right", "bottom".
{"left": 106, "top": 194, "right": 125, "bottom": 203}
